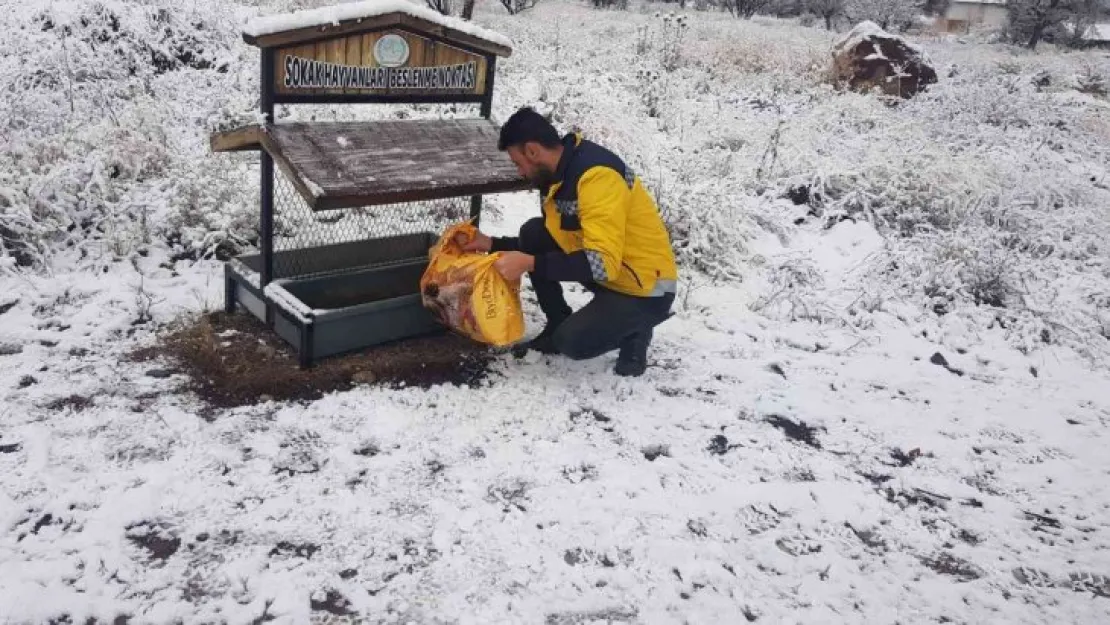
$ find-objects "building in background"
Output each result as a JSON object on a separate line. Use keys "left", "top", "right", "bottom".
{"left": 941, "top": 0, "right": 1009, "bottom": 33}
{"left": 1080, "top": 22, "right": 1110, "bottom": 48}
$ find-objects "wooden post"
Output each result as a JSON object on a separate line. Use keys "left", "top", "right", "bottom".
{"left": 481, "top": 56, "right": 496, "bottom": 119}
{"left": 260, "top": 48, "right": 276, "bottom": 326}
{"left": 471, "top": 55, "right": 498, "bottom": 227}
{"left": 224, "top": 264, "right": 236, "bottom": 314}
{"left": 300, "top": 321, "right": 314, "bottom": 369}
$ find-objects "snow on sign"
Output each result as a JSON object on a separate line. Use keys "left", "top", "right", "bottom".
{"left": 241, "top": 1, "right": 511, "bottom": 102}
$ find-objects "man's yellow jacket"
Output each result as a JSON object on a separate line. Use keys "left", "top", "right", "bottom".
{"left": 530, "top": 133, "right": 678, "bottom": 298}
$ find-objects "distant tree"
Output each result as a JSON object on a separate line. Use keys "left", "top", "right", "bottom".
{"left": 500, "top": 0, "right": 541, "bottom": 14}
{"left": 462, "top": 0, "right": 476, "bottom": 19}
{"left": 808, "top": 0, "right": 847, "bottom": 29}
{"left": 1066, "top": 0, "right": 1103, "bottom": 44}
{"left": 1006, "top": 0, "right": 1081, "bottom": 49}
{"left": 846, "top": 0, "right": 921, "bottom": 31}
{"left": 766, "top": 0, "right": 806, "bottom": 16}
{"left": 921, "top": 0, "right": 950, "bottom": 16}
{"left": 426, "top": 0, "right": 453, "bottom": 16}
{"left": 721, "top": 0, "right": 774, "bottom": 18}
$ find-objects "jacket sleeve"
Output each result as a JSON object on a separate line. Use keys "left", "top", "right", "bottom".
{"left": 490, "top": 236, "right": 519, "bottom": 253}
{"left": 532, "top": 249, "right": 594, "bottom": 282}
{"left": 533, "top": 167, "right": 630, "bottom": 283}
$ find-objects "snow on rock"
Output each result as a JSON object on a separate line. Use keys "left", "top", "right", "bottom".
{"left": 832, "top": 20, "right": 937, "bottom": 98}
{"left": 834, "top": 20, "right": 915, "bottom": 56}
{"left": 242, "top": 0, "right": 514, "bottom": 50}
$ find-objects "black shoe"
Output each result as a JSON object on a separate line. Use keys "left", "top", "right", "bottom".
{"left": 512, "top": 319, "right": 564, "bottom": 358}
{"left": 614, "top": 356, "right": 647, "bottom": 377}
{"left": 614, "top": 330, "right": 652, "bottom": 377}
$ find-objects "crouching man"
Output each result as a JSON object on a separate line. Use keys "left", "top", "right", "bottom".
{"left": 461, "top": 107, "right": 678, "bottom": 377}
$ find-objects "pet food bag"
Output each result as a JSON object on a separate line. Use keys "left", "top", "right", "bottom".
{"left": 420, "top": 221, "right": 525, "bottom": 346}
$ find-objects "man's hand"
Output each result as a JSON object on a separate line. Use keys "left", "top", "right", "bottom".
{"left": 493, "top": 251, "right": 534, "bottom": 282}
{"left": 455, "top": 230, "right": 492, "bottom": 253}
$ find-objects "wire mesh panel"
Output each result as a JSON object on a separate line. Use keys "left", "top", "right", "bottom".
{"left": 268, "top": 167, "right": 471, "bottom": 280}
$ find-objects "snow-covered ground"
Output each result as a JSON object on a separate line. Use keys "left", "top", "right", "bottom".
{"left": 2, "top": 1, "right": 1110, "bottom": 623}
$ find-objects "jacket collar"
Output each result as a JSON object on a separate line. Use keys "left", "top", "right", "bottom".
{"left": 551, "top": 133, "right": 581, "bottom": 184}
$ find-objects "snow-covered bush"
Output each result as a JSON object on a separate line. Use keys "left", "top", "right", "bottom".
{"left": 750, "top": 257, "right": 833, "bottom": 321}
{"left": 657, "top": 11, "right": 690, "bottom": 71}
{"left": 636, "top": 68, "right": 666, "bottom": 117}
{"left": 771, "top": 48, "right": 1110, "bottom": 354}
{"left": 1076, "top": 63, "right": 1107, "bottom": 96}
{"left": 0, "top": 0, "right": 251, "bottom": 269}
{"left": 592, "top": 0, "right": 631, "bottom": 10}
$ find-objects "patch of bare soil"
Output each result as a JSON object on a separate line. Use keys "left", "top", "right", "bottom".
{"left": 130, "top": 311, "right": 494, "bottom": 411}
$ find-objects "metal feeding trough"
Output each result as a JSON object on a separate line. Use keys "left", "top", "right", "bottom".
{"left": 209, "top": 3, "right": 528, "bottom": 367}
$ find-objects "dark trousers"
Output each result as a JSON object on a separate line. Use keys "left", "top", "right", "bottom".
{"left": 517, "top": 218, "right": 674, "bottom": 360}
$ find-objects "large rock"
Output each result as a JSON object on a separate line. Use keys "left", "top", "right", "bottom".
{"left": 831, "top": 21, "right": 937, "bottom": 99}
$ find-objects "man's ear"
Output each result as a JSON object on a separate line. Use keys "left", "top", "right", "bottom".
{"left": 523, "top": 142, "right": 539, "bottom": 161}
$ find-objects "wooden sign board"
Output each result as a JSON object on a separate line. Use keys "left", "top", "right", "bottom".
{"left": 275, "top": 29, "right": 488, "bottom": 98}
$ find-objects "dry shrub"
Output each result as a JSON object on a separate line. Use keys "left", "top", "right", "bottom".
{"left": 1076, "top": 64, "right": 1107, "bottom": 97}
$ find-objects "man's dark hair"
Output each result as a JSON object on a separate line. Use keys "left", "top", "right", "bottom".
{"left": 498, "top": 107, "right": 561, "bottom": 151}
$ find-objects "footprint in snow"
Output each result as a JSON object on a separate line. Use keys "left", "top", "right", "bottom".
{"left": 775, "top": 533, "right": 823, "bottom": 556}
{"left": 736, "top": 504, "right": 785, "bottom": 536}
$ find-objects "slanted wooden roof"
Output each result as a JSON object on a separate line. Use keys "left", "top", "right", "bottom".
{"left": 241, "top": 1, "right": 513, "bottom": 57}
{"left": 211, "top": 119, "right": 531, "bottom": 211}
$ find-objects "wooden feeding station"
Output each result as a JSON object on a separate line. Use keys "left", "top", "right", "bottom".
{"left": 210, "top": 1, "right": 529, "bottom": 367}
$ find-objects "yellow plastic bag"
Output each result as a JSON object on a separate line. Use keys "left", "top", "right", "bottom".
{"left": 420, "top": 221, "right": 525, "bottom": 347}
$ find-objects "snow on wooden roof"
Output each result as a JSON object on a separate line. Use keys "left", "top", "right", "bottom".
{"left": 242, "top": 0, "right": 513, "bottom": 55}
{"left": 211, "top": 119, "right": 530, "bottom": 210}
{"left": 1083, "top": 23, "right": 1110, "bottom": 42}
